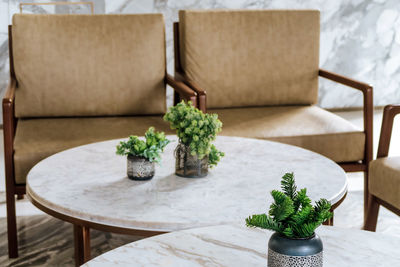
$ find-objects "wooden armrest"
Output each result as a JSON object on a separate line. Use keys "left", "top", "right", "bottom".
{"left": 166, "top": 74, "right": 197, "bottom": 106}
{"left": 377, "top": 105, "right": 400, "bottom": 158}
{"left": 3, "top": 78, "right": 16, "bottom": 104}
{"left": 318, "top": 69, "right": 372, "bottom": 92}
{"left": 175, "top": 72, "right": 206, "bottom": 95}
{"left": 3, "top": 77, "right": 17, "bottom": 188}
{"left": 175, "top": 71, "right": 207, "bottom": 113}
{"left": 319, "top": 68, "right": 373, "bottom": 164}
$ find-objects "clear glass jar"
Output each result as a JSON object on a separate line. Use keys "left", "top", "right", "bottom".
{"left": 175, "top": 142, "right": 208, "bottom": 178}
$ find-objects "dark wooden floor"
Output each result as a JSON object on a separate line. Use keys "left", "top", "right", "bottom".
{"left": 0, "top": 211, "right": 141, "bottom": 266}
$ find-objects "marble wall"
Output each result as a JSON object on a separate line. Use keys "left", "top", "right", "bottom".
{"left": 0, "top": 0, "right": 399, "bottom": 120}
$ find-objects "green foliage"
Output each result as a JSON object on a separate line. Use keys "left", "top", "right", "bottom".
{"left": 116, "top": 127, "right": 170, "bottom": 163}
{"left": 281, "top": 172, "right": 297, "bottom": 200}
{"left": 163, "top": 101, "right": 224, "bottom": 167}
{"left": 245, "top": 213, "right": 284, "bottom": 233}
{"left": 294, "top": 188, "right": 311, "bottom": 212}
{"left": 208, "top": 144, "right": 225, "bottom": 167}
{"left": 269, "top": 190, "right": 295, "bottom": 222}
{"left": 246, "top": 172, "right": 332, "bottom": 238}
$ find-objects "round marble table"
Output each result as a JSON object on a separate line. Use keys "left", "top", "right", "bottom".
{"left": 83, "top": 225, "right": 400, "bottom": 267}
{"left": 26, "top": 136, "right": 347, "bottom": 265}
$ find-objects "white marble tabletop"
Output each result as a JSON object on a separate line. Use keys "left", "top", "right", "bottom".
{"left": 83, "top": 225, "right": 400, "bottom": 267}
{"left": 27, "top": 136, "right": 347, "bottom": 232}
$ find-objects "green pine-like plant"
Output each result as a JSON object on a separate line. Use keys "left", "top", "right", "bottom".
{"left": 116, "top": 127, "right": 170, "bottom": 163}
{"left": 246, "top": 172, "right": 332, "bottom": 238}
{"left": 163, "top": 101, "right": 224, "bottom": 167}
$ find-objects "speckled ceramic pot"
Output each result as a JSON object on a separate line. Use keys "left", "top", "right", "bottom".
{"left": 268, "top": 232, "right": 323, "bottom": 267}
{"left": 175, "top": 142, "right": 208, "bottom": 178}
{"left": 127, "top": 155, "right": 155, "bottom": 181}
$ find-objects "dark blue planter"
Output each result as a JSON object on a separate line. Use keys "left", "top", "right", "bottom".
{"left": 268, "top": 232, "right": 323, "bottom": 267}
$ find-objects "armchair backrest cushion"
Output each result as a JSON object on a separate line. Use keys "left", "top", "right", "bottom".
{"left": 179, "top": 10, "right": 320, "bottom": 109}
{"left": 12, "top": 14, "right": 166, "bottom": 117}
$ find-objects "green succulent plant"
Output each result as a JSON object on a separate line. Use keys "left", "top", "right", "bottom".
{"left": 163, "top": 101, "right": 224, "bottom": 167}
{"left": 116, "top": 127, "right": 170, "bottom": 163}
{"left": 246, "top": 172, "right": 332, "bottom": 238}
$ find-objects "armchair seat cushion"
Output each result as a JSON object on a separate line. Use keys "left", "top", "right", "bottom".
{"left": 211, "top": 105, "right": 365, "bottom": 163}
{"left": 369, "top": 157, "right": 400, "bottom": 209}
{"left": 13, "top": 116, "right": 173, "bottom": 184}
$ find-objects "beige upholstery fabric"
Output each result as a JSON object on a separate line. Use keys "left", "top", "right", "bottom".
{"left": 14, "top": 116, "right": 174, "bottom": 184}
{"left": 12, "top": 14, "right": 166, "bottom": 117}
{"left": 369, "top": 157, "right": 400, "bottom": 209}
{"left": 211, "top": 105, "right": 365, "bottom": 163}
{"left": 179, "top": 10, "right": 320, "bottom": 109}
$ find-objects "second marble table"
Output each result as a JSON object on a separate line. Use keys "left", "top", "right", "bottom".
{"left": 83, "top": 225, "right": 400, "bottom": 267}
{"left": 26, "top": 136, "right": 347, "bottom": 265}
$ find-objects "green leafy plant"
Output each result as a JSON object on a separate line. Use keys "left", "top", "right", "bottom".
{"left": 163, "top": 101, "right": 224, "bottom": 167}
{"left": 246, "top": 173, "right": 332, "bottom": 238}
{"left": 116, "top": 127, "right": 170, "bottom": 163}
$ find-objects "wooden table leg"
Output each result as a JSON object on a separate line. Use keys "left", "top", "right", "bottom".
{"left": 328, "top": 212, "right": 334, "bottom": 226}
{"left": 74, "top": 224, "right": 91, "bottom": 266}
{"left": 323, "top": 210, "right": 334, "bottom": 226}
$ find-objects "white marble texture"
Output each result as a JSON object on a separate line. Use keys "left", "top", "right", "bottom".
{"left": 83, "top": 224, "right": 400, "bottom": 267}
{"left": 1, "top": 0, "right": 400, "bottom": 124}
{"left": 27, "top": 136, "right": 347, "bottom": 233}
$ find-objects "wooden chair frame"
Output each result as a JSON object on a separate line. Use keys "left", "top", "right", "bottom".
{"left": 364, "top": 105, "right": 400, "bottom": 231}
{"left": 4, "top": 25, "right": 197, "bottom": 261}
{"left": 173, "top": 22, "right": 373, "bottom": 224}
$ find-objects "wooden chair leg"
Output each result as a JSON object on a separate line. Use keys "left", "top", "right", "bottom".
{"left": 17, "top": 194, "right": 24, "bottom": 200}
{"left": 364, "top": 194, "right": 380, "bottom": 231}
{"left": 363, "top": 169, "right": 369, "bottom": 225}
{"left": 6, "top": 190, "right": 18, "bottom": 258}
{"left": 74, "top": 224, "right": 91, "bottom": 267}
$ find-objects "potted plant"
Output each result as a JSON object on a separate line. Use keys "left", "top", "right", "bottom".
{"left": 246, "top": 172, "right": 332, "bottom": 267}
{"left": 163, "top": 101, "right": 224, "bottom": 178}
{"left": 116, "top": 127, "right": 170, "bottom": 181}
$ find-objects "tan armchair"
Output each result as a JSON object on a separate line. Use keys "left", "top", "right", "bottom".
{"left": 4, "top": 14, "right": 197, "bottom": 258}
{"left": 364, "top": 105, "right": 400, "bottom": 231}
{"left": 174, "top": 10, "right": 373, "bottom": 223}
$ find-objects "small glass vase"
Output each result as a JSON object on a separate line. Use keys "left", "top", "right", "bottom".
{"left": 175, "top": 142, "right": 208, "bottom": 178}
{"left": 127, "top": 155, "right": 155, "bottom": 181}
